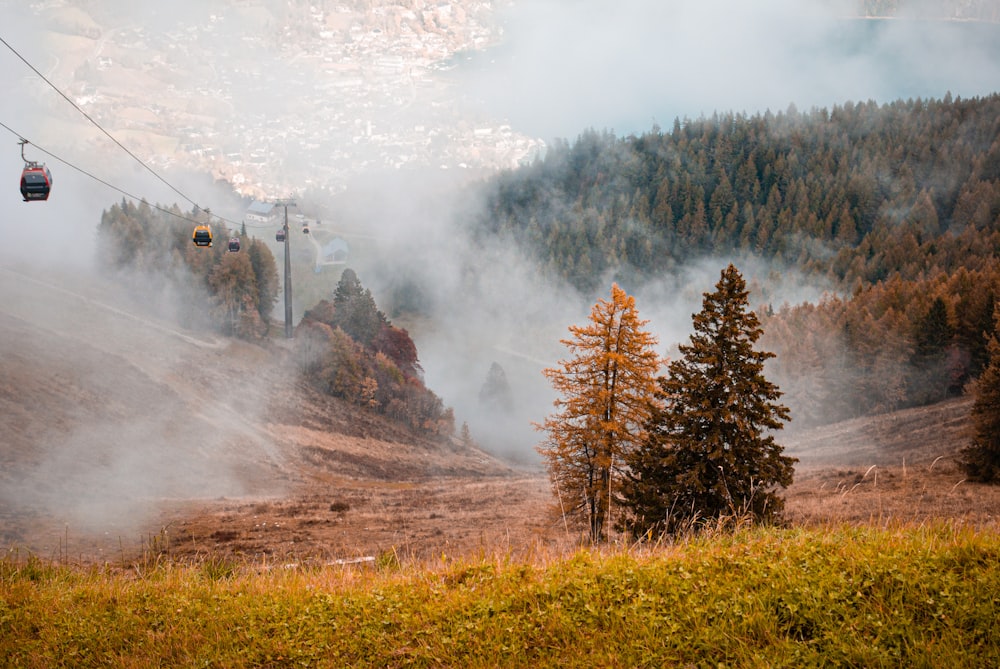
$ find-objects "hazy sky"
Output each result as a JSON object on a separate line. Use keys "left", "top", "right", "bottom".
{"left": 462, "top": 0, "right": 1000, "bottom": 139}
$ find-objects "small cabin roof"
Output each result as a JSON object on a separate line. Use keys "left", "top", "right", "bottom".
{"left": 322, "top": 237, "right": 350, "bottom": 254}
{"left": 247, "top": 200, "right": 275, "bottom": 215}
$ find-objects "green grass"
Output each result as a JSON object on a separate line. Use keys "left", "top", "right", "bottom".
{"left": 2, "top": 524, "right": 998, "bottom": 667}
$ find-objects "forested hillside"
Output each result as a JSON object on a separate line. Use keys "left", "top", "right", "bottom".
{"left": 475, "top": 93, "right": 1000, "bottom": 426}
{"left": 96, "top": 202, "right": 453, "bottom": 439}
{"left": 97, "top": 201, "right": 278, "bottom": 339}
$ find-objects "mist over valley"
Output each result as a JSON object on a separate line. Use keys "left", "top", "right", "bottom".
{"left": 2, "top": 0, "right": 1000, "bottom": 558}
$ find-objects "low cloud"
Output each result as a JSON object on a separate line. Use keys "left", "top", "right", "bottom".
{"left": 461, "top": 0, "right": 1000, "bottom": 139}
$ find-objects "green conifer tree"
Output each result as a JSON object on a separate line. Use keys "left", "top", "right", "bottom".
{"left": 479, "top": 361, "right": 514, "bottom": 413}
{"left": 910, "top": 296, "right": 955, "bottom": 404}
{"left": 959, "top": 311, "right": 1000, "bottom": 483}
{"left": 246, "top": 238, "right": 279, "bottom": 323}
{"left": 333, "top": 268, "right": 386, "bottom": 347}
{"left": 623, "top": 264, "right": 795, "bottom": 537}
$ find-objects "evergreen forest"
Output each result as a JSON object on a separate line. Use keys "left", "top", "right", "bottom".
{"left": 96, "top": 202, "right": 453, "bottom": 438}
{"left": 473, "top": 93, "right": 1000, "bottom": 426}
{"left": 97, "top": 200, "right": 279, "bottom": 339}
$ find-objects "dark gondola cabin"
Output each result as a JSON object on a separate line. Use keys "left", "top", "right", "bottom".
{"left": 302, "top": 225, "right": 309, "bottom": 234}
{"left": 192, "top": 224, "right": 213, "bottom": 247}
{"left": 228, "top": 237, "right": 241, "bottom": 252}
{"left": 276, "top": 228, "right": 286, "bottom": 242}
{"left": 20, "top": 164, "right": 52, "bottom": 201}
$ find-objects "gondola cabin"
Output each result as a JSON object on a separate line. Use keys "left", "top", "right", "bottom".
{"left": 20, "top": 163, "right": 53, "bottom": 201}
{"left": 192, "top": 224, "right": 213, "bottom": 247}
{"left": 302, "top": 224, "right": 310, "bottom": 234}
{"left": 276, "top": 228, "right": 286, "bottom": 242}
{"left": 228, "top": 237, "right": 241, "bottom": 252}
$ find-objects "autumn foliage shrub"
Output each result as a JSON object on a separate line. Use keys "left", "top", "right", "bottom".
{"left": 296, "top": 269, "right": 453, "bottom": 437}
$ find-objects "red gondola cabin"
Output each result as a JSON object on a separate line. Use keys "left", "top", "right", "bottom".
{"left": 20, "top": 164, "right": 53, "bottom": 201}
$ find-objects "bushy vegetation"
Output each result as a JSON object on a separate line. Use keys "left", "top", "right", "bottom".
{"left": 95, "top": 204, "right": 453, "bottom": 437}
{"left": 2, "top": 525, "right": 997, "bottom": 667}
{"left": 97, "top": 200, "right": 278, "bottom": 340}
{"left": 475, "top": 93, "right": 1000, "bottom": 425}
{"left": 296, "top": 269, "right": 454, "bottom": 437}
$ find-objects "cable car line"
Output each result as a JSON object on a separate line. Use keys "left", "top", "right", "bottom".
{"left": 0, "top": 33, "right": 205, "bottom": 211}
{"left": 0, "top": 34, "right": 243, "bottom": 229}
{"left": 1, "top": 119, "right": 216, "bottom": 228}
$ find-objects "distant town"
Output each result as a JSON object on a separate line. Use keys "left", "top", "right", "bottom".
{"left": 23, "top": 0, "right": 545, "bottom": 201}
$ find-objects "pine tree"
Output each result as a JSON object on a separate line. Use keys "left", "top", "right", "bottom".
{"left": 460, "top": 422, "right": 475, "bottom": 449}
{"left": 913, "top": 297, "right": 953, "bottom": 360}
{"left": 622, "top": 264, "right": 795, "bottom": 537}
{"left": 537, "top": 284, "right": 662, "bottom": 543}
{"left": 959, "top": 311, "right": 1000, "bottom": 483}
{"left": 479, "top": 361, "right": 514, "bottom": 413}
{"left": 332, "top": 268, "right": 386, "bottom": 347}
{"left": 246, "top": 238, "right": 279, "bottom": 324}
{"left": 910, "top": 296, "right": 955, "bottom": 404}
{"left": 208, "top": 251, "right": 258, "bottom": 337}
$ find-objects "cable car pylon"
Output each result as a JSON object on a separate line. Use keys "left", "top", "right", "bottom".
{"left": 274, "top": 198, "right": 296, "bottom": 339}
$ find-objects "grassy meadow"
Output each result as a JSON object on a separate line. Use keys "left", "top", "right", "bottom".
{"left": 2, "top": 523, "right": 998, "bottom": 667}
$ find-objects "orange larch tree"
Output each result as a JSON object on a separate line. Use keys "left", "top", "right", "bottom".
{"left": 537, "top": 283, "right": 663, "bottom": 543}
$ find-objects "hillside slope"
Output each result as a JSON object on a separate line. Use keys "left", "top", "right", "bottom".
{"left": 1, "top": 260, "right": 997, "bottom": 565}
{"left": 782, "top": 396, "right": 1000, "bottom": 527}
{"left": 0, "top": 261, "right": 533, "bottom": 562}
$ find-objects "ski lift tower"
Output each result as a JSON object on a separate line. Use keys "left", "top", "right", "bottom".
{"left": 274, "top": 198, "right": 296, "bottom": 339}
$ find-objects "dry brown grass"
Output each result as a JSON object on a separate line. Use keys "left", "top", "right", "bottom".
{"left": 785, "top": 456, "right": 999, "bottom": 528}
{"left": 781, "top": 395, "right": 1000, "bottom": 530}
{"left": 156, "top": 474, "right": 561, "bottom": 566}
